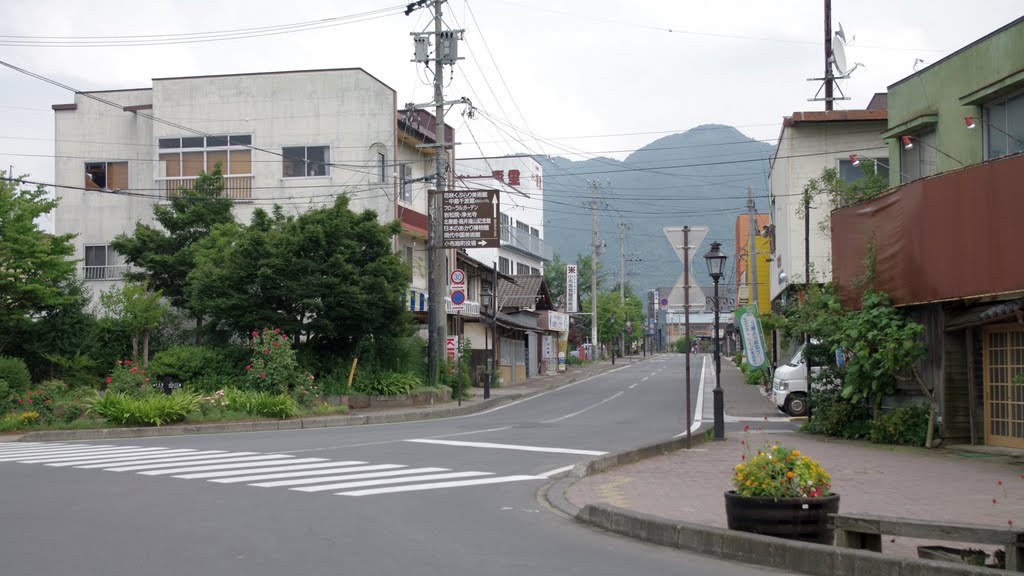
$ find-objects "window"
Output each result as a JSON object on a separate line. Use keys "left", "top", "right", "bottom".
{"left": 900, "top": 131, "right": 937, "bottom": 183}
{"left": 84, "top": 245, "right": 119, "bottom": 280}
{"left": 530, "top": 226, "right": 539, "bottom": 238}
{"left": 516, "top": 221, "right": 530, "bottom": 232}
{"left": 516, "top": 263, "right": 530, "bottom": 275}
{"left": 500, "top": 213, "right": 511, "bottom": 243}
{"left": 282, "top": 145, "right": 330, "bottom": 178}
{"left": 84, "top": 162, "right": 128, "bottom": 190}
{"left": 399, "top": 164, "right": 413, "bottom": 203}
{"left": 379, "top": 152, "right": 387, "bottom": 183}
{"left": 531, "top": 267, "right": 541, "bottom": 275}
{"left": 499, "top": 257, "right": 511, "bottom": 275}
{"left": 159, "top": 134, "right": 252, "bottom": 177}
{"left": 984, "top": 90, "right": 1024, "bottom": 160}
{"left": 838, "top": 158, "right": 889, "bottom": 184}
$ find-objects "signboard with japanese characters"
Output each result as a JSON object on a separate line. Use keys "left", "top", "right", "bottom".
{"left": 566, "top": 264, "right": 578, "bottom": 313}
{"left": 441, "top": 189, "right": 500, "bottom": 248}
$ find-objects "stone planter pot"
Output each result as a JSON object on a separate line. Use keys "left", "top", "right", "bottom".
{"left": 724, "top": 491, "right": 840, "bottom": 545}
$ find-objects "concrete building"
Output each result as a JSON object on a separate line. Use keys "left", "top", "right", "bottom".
{"left": 51, "top": 67, "right": 448, "bottom": 311}
{"left": 734, "top": 213, "right": 771, "bottom": 312}
{"left": 767, "top": 97, "right": 888, "bottom": 306}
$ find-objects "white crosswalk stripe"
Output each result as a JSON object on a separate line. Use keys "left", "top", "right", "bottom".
{"left": 0, "top": 442, "right": 548, "bottom": 498}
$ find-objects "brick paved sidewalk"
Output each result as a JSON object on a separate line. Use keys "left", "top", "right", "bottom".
{"left": 568, "top": 430, "right": 1024, "bottom": 562}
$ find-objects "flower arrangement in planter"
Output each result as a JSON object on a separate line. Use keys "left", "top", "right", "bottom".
{"left": 725, "top": 436, "right": 840, "bottom": 544}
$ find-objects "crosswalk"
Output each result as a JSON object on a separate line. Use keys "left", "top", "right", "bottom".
{"left": 0, "top": 442, "right": 543, "bottom": 497}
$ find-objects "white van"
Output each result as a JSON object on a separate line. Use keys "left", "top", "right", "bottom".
{"left": 771, "top": 344, "right": 812, "bottom": 416}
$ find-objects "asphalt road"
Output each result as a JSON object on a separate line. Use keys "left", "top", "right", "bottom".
{"left": 0, "top": 354, "right": 793, "bottom": 576}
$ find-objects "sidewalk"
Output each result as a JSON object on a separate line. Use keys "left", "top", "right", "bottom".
{"left": 565, "top": 358, "right": 1024, "bottom": 565}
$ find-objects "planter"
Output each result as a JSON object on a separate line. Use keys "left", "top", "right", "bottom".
{"left": 724, "top": 491, "right": 840, "bottom": 545}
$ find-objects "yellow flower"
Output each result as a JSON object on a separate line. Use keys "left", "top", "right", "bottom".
{"left": 735, "top": 464, "right": 744, "bottom": 470}
{"left": 792, "top": 450, "right": 801, "bottom": 457}
{"left": 786, "top": 471, "right": 795, "bottom": 479}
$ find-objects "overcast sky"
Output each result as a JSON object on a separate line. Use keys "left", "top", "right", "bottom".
{"left": 2, "top": 0, "right": 1022, "bottom": 208}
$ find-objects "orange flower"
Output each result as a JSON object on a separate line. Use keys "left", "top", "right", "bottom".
{"left": 786, "top": 471, "right": 795, "bottom": 479}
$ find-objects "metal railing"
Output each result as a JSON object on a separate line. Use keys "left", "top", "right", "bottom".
{"left": 503, "top": 225, "right": 553, "bottom": 261}
{"left": 446, "top": 298, "right": 481, "bottom": 317}
{"left": 83, "top": 265, "right": 131, "bottom": 281}
{"left": 158, "top": 175, "right": 253, "bottom": 201}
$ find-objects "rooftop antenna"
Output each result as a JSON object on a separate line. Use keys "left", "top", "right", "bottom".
{"left": 808, "top": 2, "right": 859, "bottom": 108}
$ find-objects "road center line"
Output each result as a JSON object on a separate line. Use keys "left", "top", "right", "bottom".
{"left": 404, "top": 439, "right": 607, "bottom": 456}
{"left": 427, "top": 426, "right": 512, "bottom": 439}
{"left": 541, "top": 391, "right": 625, "bottom": 424}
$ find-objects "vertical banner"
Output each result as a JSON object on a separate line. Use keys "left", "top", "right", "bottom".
{"left": 557, "top": 332, "right": 569, "bottom": 372}
{"left": 565, "top": 264, "right": 578, "bottom": 313}
{"left": 736, "top": 303, "right": 768, "bottom": 369}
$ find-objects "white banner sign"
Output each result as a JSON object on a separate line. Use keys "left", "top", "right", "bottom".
{"left": 566, "top": 264, "right": 578, "bottom": 313}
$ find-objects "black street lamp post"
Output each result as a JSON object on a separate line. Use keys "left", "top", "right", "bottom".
{"left": 703, "top": 241, "right": 728, "bottom": 441}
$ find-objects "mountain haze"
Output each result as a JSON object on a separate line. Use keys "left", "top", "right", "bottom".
{"left": 540, "top": 124, "right": 773, "bottom": 301}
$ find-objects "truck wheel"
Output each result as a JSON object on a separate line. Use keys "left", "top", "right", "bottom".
{"left": 784, "top": 393, "right": 808, "bottom": 417}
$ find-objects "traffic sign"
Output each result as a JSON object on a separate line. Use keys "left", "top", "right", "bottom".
{"left": 450, "top": 289, "right": 466, "bottom": 308}
{"left": 450, "top": 269, "right": 465, "bottom": 286}
{"left": 441, "top": 189, "right": 500, "bottom": 248}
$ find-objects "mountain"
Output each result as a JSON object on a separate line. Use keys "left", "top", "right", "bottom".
{"left": 540, "top": 124, "right": 772, "bottom": 304}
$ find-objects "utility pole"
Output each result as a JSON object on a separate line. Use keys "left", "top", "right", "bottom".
{"left": 618, "top": 221, "right": 631, "bottom": 360}
{"left": 408, "top": 0, "right": 458, "bottom": 387}
{"left": 747, "top": 186, "right": 758, "bottom": 312}
{"left": 590, "top": 180, "right": 599, "bottom": 355}
{"left": 683, "top": 226, "right": 692, "bottom": 449}
{"left": 824, "top": 0, "right": 833, "bottom": 111}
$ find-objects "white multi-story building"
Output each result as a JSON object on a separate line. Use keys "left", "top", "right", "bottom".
{"left": 454, "top": 156, "right": 552, "bottom": 278}
{"left": 51, "top": 67, "right": 449, "bottom": 310}
{"left": 767, "top": 96, "right": 889, "bottom": 305}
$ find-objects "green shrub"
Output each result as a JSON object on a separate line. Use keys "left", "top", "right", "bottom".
{"left": 225, "top": 389, "right": 298, "bottom": 419}
{"left": 292, "top": 378, "right": 323, "bottom": 408}
{"left": 743, "top": 365, "right": 767, "bottom": 386}
{"left": 0, "top": 378, "right": 10, "bottom": 410}
{"left": 149, "top": 345, "right": 237, "bottom": 385}
{"left": 0, "top": 410, "right": 42, "bottom": 432}
{"left": 354, "top": 371, "right": 420, "bottom": 396}
{"left": 869, "top": 403, "right": 930, "bottom": 446}
{"left": 318, "top": 369, "right": 354, "bottom": 396}
{"left": 0, "top": 356, "right": 32, "bottom": 396}
{"left": 87, "top": 391, "right": 200, "bottom": 427}
{"left": 802, "top": 384, "right": 872, "bottom": 439}
{"left": 186, "top": 374, "right": 244, "bottom": 394}
{"left": 566, "top": 355, "right": 583, "bottom": 366}
{"left": 244, "top": 328, "right": 302, "bottom": 394}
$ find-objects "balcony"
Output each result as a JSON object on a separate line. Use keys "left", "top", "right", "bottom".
{"left": 446, "top": 298, "right": 480, "bottom": 317}
{"left": 158, "top": 175, "right": 253, "bottom": 201}
{"left": 503, "top": 225, "right": 553, "bottom": 262}
{"left": 83, "top": 265, "right": 131, "bottom": 281}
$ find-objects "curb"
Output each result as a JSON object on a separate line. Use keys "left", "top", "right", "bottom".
{"left": 16, "top": 361, "right": 626, "bottom": 442}
{"left": 542, "top": 436, "right": 998, "bottom": 576}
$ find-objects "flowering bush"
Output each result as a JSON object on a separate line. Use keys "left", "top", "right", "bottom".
{"left": 104, "top": 360, "right": 153, "bottom": 396}
{"left": 732, "top": 439, "right": 832, "bottom": 499}
{"left": 244, "top": 328, "right": 301, "bottom": 394}
{"left": 292, "top": 376, "right": 322, "bottom": 408}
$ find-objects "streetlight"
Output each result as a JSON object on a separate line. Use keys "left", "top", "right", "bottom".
{"left": 703, "top": 241, "right": 728, "bottom": 441}
{"left": 481, "top": 278, "right": 496, "bottom": 400}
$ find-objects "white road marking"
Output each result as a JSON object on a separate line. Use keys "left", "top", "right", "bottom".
{"left": 429, "top": 426, "right": 512, "bottom": 439}
{"left": 74, "top": 451, "right": 233, "bottom": 469}
{"left": 537, "top": 464, "right": 574, "bottom": 478}
{"left": 207, "top": 462, "right": 372, "bottom": 484}
{"left": 641, "top": 376, "right": 650, "bottom": 381}
{"left": 172, "top": 461, "right": 365, "bottom": 480}
{"left": 628, "top": 383, "right": 639, "bottom": 389}
{"left": 467, "top": 364, "right": 631, "bottom": 416}
{"left": 294, "top": 471, "right": 492, "bottom": 493}
{"left": 138, "top": 457, "right": 309, "bottom": 476}
{"left": 0, "top": 445, "right": 120, "bottom": 460}
{"left": 405, "top": 439, "right": 607, "bottom": 456}
{"left": 21, "top": 447, "right": 181, "bottom": 464}
{"left": 0, "top": 443, "right": 76, "bottom": 453}
{"left": 339, "top": 475, "right": 543, "bottom": 497}
{"left": 675, "top": 355, "right": 707, "bottom": 438}
{"left": 105, "top": 454, "right": 280, "bottom": 472}
{"left": 250, "top": 466, "right": 431, "bottom": 488}
{"left": 46, "top": 449, "right": 203, "bottom": 466}
{"left": 541, "top": 391, "right": 624, "bottom": 424}
{"left": 649, "top": 372, "right": 657, "bottom": 377}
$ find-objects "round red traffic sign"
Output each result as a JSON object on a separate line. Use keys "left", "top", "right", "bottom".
{"left": 450, "top": 269, "right": 466, "bottom": 285}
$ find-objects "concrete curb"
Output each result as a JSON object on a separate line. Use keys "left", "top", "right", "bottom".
{"left": 542, "top": 435, "right": 1000, "bottom": 576}
{"left": 16, "top": 360, "right": 627, "bottom": 442}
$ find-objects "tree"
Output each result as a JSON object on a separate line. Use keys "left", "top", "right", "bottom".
{"left": 188, "top": 196, "right": 411, "bottom": 367}
{"left": 111, "top": 167, "right": 235, "bottom": 338}
{"left": 100, "top": 280, "right": 169, "bottom": 369}
{"left": 0, "top": 173, "right": 78, "bottom": 353}
{"left": 544, "top": 253, "right": 566, "bottom": 304}
{"left": 801, "top": 162, "right": 889, "bottom": 239}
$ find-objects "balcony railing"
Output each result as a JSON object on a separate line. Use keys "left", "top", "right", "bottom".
{"left": 158, "top": 175, "right": 253, "bottom": 201}
{"left": 83, "top": 265, "right": 131, "bottom": 281}
{"left": 446, "top": 298, "right": 480, "bottom": 317}
{"left": 503, "top": 225, "right": 553, "bottom": 261}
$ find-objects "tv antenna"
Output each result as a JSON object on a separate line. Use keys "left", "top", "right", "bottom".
{"left": 808, "top": 2, "right": 862, "bottom": 109}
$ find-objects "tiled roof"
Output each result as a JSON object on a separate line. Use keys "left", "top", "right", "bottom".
{"left": 497, "top": 274, "right": 551, "bottom": 310}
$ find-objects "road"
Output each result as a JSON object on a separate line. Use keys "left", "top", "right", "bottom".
{"left": 0, "top": 354, "right": 794, "bottom": 576}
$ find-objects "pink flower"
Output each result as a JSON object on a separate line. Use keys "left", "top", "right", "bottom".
{"left": 252, "top": 330, "right": 258, "bottom": 337}
{"left": 263, "top": 348, "right": 270, "bottom": 354}
{"left": 125, "top": 360, "right": 131, "bottom": 365}
{"left": 260, "top": 372, "right": 266, "bottom": 378}
{"left": 273, "top": 341, "right": 279, "bottom": 347}
{"left": 117, "top": 360, "right": 123, "bottom": 365}
{"left": 245, "top": 364, "right": 252, "bottom": 371}
{"left": 106, "top": 377, "right": 112, "bottom": 384}
{"left": 274, "top": 328, "right": 281, "bottom": 334}
{"left": 145, "top": 378, "right": 150, "bottom": 382}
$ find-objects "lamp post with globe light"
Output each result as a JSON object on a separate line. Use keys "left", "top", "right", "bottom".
{"left": 703, "top": 241, "right": 728, "bottom": 441}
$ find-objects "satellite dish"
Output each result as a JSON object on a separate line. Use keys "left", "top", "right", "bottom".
{"left": 831, "top": 34, "right": 848, "bottom": 75}
{"left": 835, "top": 22, "right": 847, "bottom": 43}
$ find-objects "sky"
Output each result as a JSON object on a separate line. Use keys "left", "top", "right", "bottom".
{"left": 1, "top": 0, "right": 1022, "bottom": 226}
